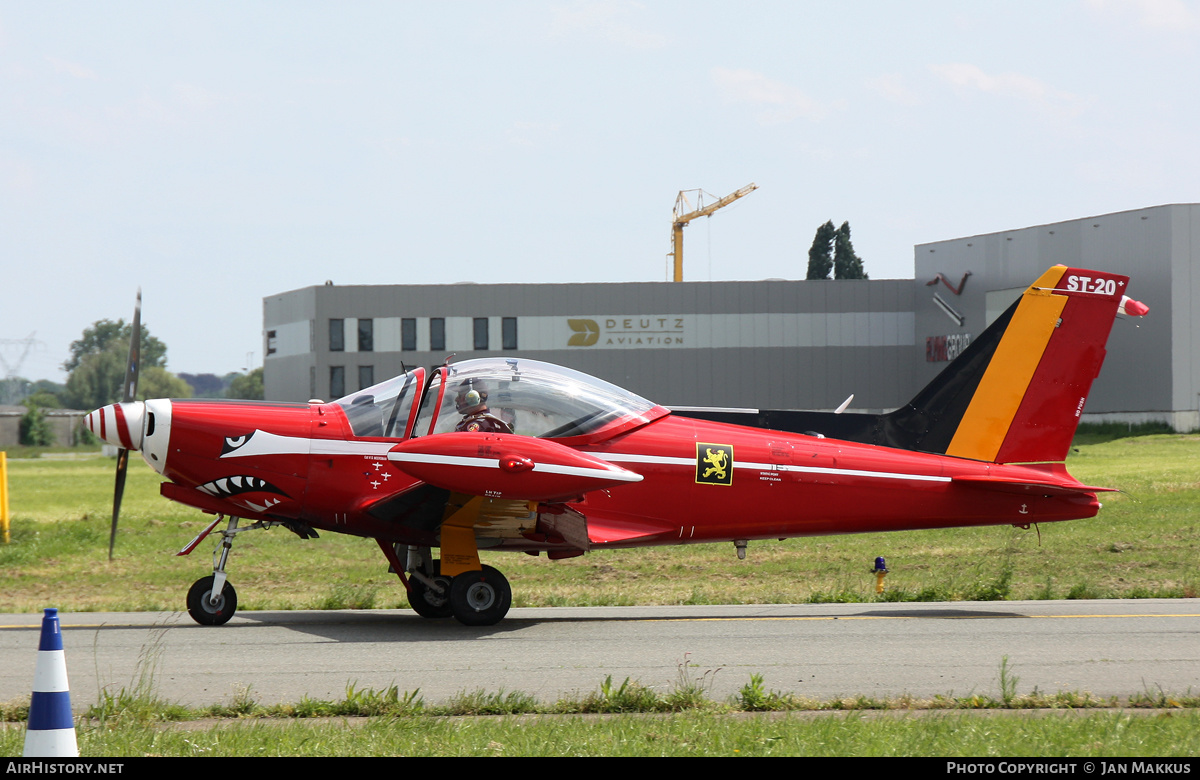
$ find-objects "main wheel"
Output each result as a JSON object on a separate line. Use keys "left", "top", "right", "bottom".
{"left": 449, "top": 565, "right": 511, "bottom": 627}
{"left": 186, "top": 575, "right": 238, "bottom": 626}
{"left": 408, "top": 561, "right": 454, "bottom": 619}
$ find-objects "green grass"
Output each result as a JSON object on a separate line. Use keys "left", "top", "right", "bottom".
{"left": 4, "top": 670, "right": 1200, "bottom": 756}
{"left": 4, "top": 432, "right": 1198, "bottom": 756}
{"left": 5, "top": 709, "right": 1200, "bottom": 757}
{"left": 1, "top": 432, "right": 1199, "bottom": 613}
{"left": 5, "top": 654, "right": 1200, "bottom": 755}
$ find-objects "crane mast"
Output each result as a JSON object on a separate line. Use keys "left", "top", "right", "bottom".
{"left": 669, "top": 182, "right": 757, "bottom": 282}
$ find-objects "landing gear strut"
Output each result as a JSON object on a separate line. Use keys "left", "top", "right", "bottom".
{"left": 404, "top": 549, "right": 455, "bottom": 619}
{"left": 398, "top": 546, "right": 512, "bottom": 626}
{"left": 183, "top": 515, "right": 279, "bottom": 626}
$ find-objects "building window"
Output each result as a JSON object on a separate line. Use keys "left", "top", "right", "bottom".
{"left": 358, "top": 365, "right": 374, "bottom": 391}
{"left": 330, "top": 319, "right": 344, "bottom": 352}
{"left": 402, "top": 318, "right": 416, "bottom": 351}
{"left": 430, "top": 318, "right": 445, "bottom": 352}
{"left": 357, "top": 318, "right": 374, "bottom": 352}
{"left": 473, "top": 318, "right": 489, "bottom": 350}
{"left": 266, "top": 330, "right": 277, "bottom": 356}
{"left": 330, "top": 366, "right": 345, "bottom": 399}
{"left": 502, "top": 317, "right": 517, "bottom": 350}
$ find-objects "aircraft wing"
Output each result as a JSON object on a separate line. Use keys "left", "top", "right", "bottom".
{"left": 386, "top": 432, "right": 643, "bottom": 502}
{"left": 376, "top": 433, "right": 655, "bottom": 567}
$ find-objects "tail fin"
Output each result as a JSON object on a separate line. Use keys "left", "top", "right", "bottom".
{"left": 888, "top": 265, "right": 1144, "bottom": 463}
{"left": 672, "top": 265, "right": 1147, "bottom": 464}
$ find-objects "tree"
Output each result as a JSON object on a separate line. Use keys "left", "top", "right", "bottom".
{"left": 63, "top": 348, "right": 126, "bottom": 411}
{"left": 833, "top": 221, "right": 868, "bottom": 279}
{"left": 227, "top": 368, "right": 264, "bottom": 400}
{"left": 61, "top": 318, "right": 176, "bottom": 410}
{"left": 178, "top": 372, "right": 231, "bottom": 398}
{"left": 24, "top": 389, "right": 61, "bottom": 410}
{"left": 806, "top": 220, "right": 836, "bottom": 280}
{"left": 139, "top": 367, "right": 193, "bottom": 400}
{"left": 806, "top": 220, "right": 868, "bottom": 280}
{"left": 63, "top": 319, "right": 166, "bottom": 374}
{"left": 19, "top": 400, "right": 53, "bottom": 446}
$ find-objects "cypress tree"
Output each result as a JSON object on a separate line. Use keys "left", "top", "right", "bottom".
{"left": 806, "top": 220, "right": 837, "bottom": 280}
{"left": 833, "top": 221, "right": 868, "bottom": 279}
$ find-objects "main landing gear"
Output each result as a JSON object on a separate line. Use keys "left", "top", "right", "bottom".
{"left": 400, "top": 546, "right": 512, "bottom": 627}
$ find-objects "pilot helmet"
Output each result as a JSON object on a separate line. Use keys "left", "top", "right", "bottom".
{"left": 454, "top": 378, "right": 488, "bottom": 414}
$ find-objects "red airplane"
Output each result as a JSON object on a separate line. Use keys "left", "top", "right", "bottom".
{"left": 86, "top": 265, "right": 1148, "bottom": 627}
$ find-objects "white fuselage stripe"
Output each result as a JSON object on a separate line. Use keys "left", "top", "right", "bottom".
{"left": 595, "top": 453, "right": 950, "bottom": 483}
{"left": 220, "top": 430, "right": 396, "bottom": 459}
{"left": 387, "top": 452, "right": 642, "bottom": 482}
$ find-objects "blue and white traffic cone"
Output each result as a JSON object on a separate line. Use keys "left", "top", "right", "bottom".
{"left": 23, "top": 608, "right": 78, "bottom": 757}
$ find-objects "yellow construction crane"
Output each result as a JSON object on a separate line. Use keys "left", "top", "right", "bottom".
{"left": 668, "top": 182, "right": 758, "bottom": 282}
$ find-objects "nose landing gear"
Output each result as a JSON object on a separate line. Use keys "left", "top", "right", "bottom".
{"left": 186, "top": 575, "right": 238, "bottom": 626}
{"left": 182, "top": 515, "right": 279, "bottom": 626}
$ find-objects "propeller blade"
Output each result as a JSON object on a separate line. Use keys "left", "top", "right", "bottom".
{"left": 110, "top": 448, "right": 128, "bottom": 561}
{"left": 122, "top": 289, "right": 142, "bottom": 403}
{"left": 109, "top": 289, "right": 142, "bottom": 560}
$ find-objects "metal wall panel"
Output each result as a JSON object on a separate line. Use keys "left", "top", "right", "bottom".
{"left": 915, "top": 204, "right": 1195, "bottom": 418}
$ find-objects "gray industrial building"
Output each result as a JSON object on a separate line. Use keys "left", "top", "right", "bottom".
{"left": 913, "top": 203, "right": 1199, "bottom": 433}
{"left": 263, "top": 203, "right": 1199, "bottom": 432}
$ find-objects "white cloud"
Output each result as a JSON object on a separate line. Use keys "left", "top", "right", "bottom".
{"left": 46, "top": 56, "right": 98, "bottom": 80}
{"left": 711, "top": 67, "right": 827, "bottom": 124}
{"left": 1085, "top": 0, "right": 1200, "bottom": 31}
{"left": 929, "top": 63, "right": 1084, "bottom": 115}
{"left": 867, "top": 73, "right": 921, "bottom": 106}
{"left": 549, "top": 0, "right": 669, "bottom": 50}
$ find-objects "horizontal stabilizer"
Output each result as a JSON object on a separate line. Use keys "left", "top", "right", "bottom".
{"left": 952, "top": 462, "right": 1117, "bottom": 497}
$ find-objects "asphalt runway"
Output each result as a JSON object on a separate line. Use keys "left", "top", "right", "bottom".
{"left": 2, "top": 600, "right": 1198, "bottom": 711}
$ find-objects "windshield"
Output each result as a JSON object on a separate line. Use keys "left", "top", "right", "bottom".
{"left": 335, "top": 368, "right": 422, "bottom": 438}
{"left": 413, "top": 357, "right": 662, "bottom": 439}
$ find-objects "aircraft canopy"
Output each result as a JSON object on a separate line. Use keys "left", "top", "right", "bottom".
{"left": 337, "top": 357, "right": 667, "bottom": 442}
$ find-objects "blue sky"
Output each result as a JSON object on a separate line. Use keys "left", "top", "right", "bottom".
{"left": 3, "top": 0, "right": 1198, "bottom": 384}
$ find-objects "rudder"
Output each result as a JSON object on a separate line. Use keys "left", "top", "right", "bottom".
{"left": 941, "top": 265, "right": 1142, "bottom": 464}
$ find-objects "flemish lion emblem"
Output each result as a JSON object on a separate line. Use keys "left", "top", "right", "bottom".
{"left": 702, "top": 448, "right": 727, "bottom": 479}
{"left": 696, "top": 443, "right": 733, "bottom": 485}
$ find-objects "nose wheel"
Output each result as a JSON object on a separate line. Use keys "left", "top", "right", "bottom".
{"left": 187, "top": 575, "right": 238, "bottom": 626}
{"left": 182, "top": 515, "right": 258, "bottom": 626}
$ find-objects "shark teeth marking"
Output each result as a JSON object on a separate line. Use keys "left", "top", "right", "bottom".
{"left": 195, "top": 475, "right": 288, "bottom": 499}
{"left": 239, "top": 497, "right": 282, "bottom": 514}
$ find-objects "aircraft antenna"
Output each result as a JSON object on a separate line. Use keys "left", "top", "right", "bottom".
{"left": 668, "top": 182, "right": 757, "bottom": 282}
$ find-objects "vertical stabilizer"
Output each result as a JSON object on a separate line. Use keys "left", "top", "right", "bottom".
{"left": 940, "top": 266, "right": 1140, "bottom": 463}
{"left": 669, "top": 265, "right": 1146, "bottom": 463}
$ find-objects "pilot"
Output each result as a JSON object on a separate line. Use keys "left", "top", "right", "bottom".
{"left": 454, "top": 379, "right": 513, "bottom": 434}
